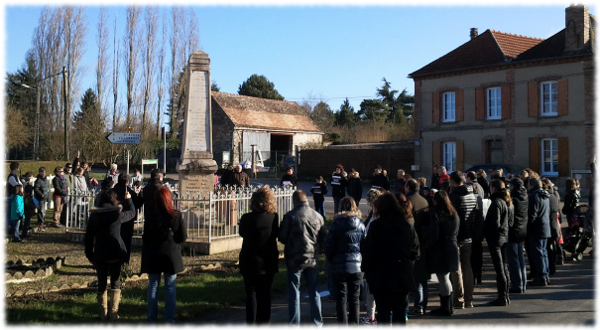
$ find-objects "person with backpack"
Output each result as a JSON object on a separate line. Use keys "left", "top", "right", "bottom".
{"left": 141, "top": 187, "right": 187, "bottom": 323}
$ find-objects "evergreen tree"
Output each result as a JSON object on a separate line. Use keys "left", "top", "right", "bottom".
{"left": 310, "top": 101, "right": 335, "bottom": 131}
{"left": 335, "top": 98, "right": 356, "bottom": 126}
{"left": 238, "top": 74, "right": 284, "bottom": 100}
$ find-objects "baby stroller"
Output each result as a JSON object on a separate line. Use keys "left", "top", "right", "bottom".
{"left": 564, "top": 205, "right": 594, "bottom": 262}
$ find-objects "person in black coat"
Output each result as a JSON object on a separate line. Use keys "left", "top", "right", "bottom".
{"left": 431, "top": 165, "right": 441, "bottom": 190}
{"left": 527, "top": 178, "right": 551, "bottom": 287}
{"left": 427, "top": 190, "right": 459, "bottom": 316}
{"left": 371, "top": 165, "right": 390, "bottom": 191}
{"left": 346, "top": 169, "right": 363, "bottom": 207}
{"left": 238, "top": 186, "right": 280, "bottom": 324}
{"left": 476, "top": 169, "right": 491, "bottom": 198}
{"left": 483, "top": 180, "right": 513, "bottom": 306}
{"left": 141, "top": 187, "right": 187, "bottom": 323}
{"left": 507, "top": 178, "right": 528, "bottom": 293}
{"left": 325, "top": 197, "right": 365, "bottom": 325}
{"left": 361, "top": 192, "right": 419, "bottom": 325}
{"left": 562, "top": 179, "right": 580, "bottom": 224}
{"left": 112, "top": 173, "right": 143, "bottom": 265}
{"left": 280, "top": 166, "right": 298, "bottom": 188}
{"left": 85, "top": 190, "right": 137, "bottom": 321}
{"left": 310, "top": 176, "right": 328, "bottom": 220}
{"left": 221, "top": 164, "right": 234, "bottom": 187}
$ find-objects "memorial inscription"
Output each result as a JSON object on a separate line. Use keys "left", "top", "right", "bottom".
{"left": 185, "top": 71, "right": 211, "bottom": 153}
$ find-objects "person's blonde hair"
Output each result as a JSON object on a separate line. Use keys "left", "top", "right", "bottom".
{"left": 366, "top": 188, "right": 383, "bottom": 204}
{"left": 339, "top": 197, "right": 360, "bottom": 214}
{"left": 250, "top": 186, "right": 277, "bottom": 213}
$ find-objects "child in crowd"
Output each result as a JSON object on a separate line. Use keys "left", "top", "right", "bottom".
{"left": 10, "top": 185, "right": 25, "bottom": 242}
{"left": 310, "top": 176, "right": 328, "bottom": 220}
{"left": 22, "top": 185, "right": 37, "bottom": 239}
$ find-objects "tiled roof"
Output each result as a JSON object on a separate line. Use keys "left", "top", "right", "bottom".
{"left": 409, "top": 29, "right": 543, "bottom": 78}
{"left": 212, "top": 92, "right": 322, "bottom": 133}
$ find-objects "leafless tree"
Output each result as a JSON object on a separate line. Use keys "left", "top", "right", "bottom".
{"left": 155, "top": 10, "right": 167, "bottom": 137}
{"left": 62, "top": 5, "right": 87, "bottom": 160}
{"left": 169, "top": 6, "right": 182, "bottom": 138}
{"left": 141, "top": 6, "right": 158, "bottom": 135}
{"left": 96, "top": 6, "right": 109, "bottom": 113}
{"left": 186, "top": 8, "right": 200, "bottom": 57}
{"left": 112, "top": 13, "right": 120, "bottom": 130}
{"left": 124, "top": 5, "right": 142, "bottom": 128}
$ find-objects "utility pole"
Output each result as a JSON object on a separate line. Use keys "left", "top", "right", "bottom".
{"left": 163, "top": 126, "right": 167, "bottom": 174}
{"left": 62, "top": 66, "right": 69, "bottom": 161}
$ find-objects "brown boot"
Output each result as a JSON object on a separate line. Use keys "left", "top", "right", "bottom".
{"left": 97, "top": 291, "right": 108, "bottom": 320}
{"left": 109, "top": 289, "right": 121, "bottom": 321}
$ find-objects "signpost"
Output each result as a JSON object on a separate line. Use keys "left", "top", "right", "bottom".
{"left": 106, "top": 129, "right": 141, "bottom": 176}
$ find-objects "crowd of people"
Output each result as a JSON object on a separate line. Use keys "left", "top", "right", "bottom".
{"left": 5, "top": 156, "right": 592, "bottom": 324}
{"left": 237, "top": 162, "right": 592, "bottom": 325}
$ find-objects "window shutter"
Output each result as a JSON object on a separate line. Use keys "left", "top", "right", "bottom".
{"left": 456, "top": 140, "right": 464, "bottom": 171}
{"left": 455, "top": 89, "right": 464, "bottom": 122}
{"left": 528, "top": 81, "right": 539, "bottom": 117}
{"left": 432, "top": 92, "right": 440, "bottom": 123}
{"left": 558, "top": 137, "right": 569, "bottom": 177}
{"left": 501, "top": 84, "right": 512, "bottom": 119}
{"left": 557, "top": 78, "right": 569, "bottom": 116}
{"left": 432, "top": 141, "right": 441, "bottom": 168}
{"left": 475, "top": 88, "right": 485, "bottom": 121}
{"left": 529, "top": 138, "right": 541, "bottom": 173}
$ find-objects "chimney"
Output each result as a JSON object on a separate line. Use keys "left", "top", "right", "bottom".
{"left": 470, "top": 28, "right": 478, "bottom": 40}
{"left": 565, "top": 4, "right": 590, "bottom": 51}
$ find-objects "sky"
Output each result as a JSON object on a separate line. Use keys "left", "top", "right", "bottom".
{"left": 1, "top": 1, "right": 595, "bottom": 126}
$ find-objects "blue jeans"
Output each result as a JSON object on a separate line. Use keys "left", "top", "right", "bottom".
{"left": 287, "top": 266, "right": 323, "bottom": 326}
{"left": 333, "top": 197, "right": 342, "bottom": 215}
{"left": 413, "top": 281, "right": 428, "bottom": 310}
{"left": 10, "top": 219, "right": 21, "bottom": 241}
{"left": 147, "top": 273, "right": 177, "bottom": 323}
{"left": 314, "top": 200, "right": 326, "bottom": 220}
{"left": 507, "top": 241, "right": 527, "bottom": 291}
{"left": 528, "top": 236, "right": 549, "bottom": 282}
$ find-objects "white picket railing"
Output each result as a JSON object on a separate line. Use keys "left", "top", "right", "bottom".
{"left": 65, "top": 184, "right": 296, "bottom": 243}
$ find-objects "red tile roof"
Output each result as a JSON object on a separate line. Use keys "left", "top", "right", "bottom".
{"left": 212, "top": 92, "right": 322, "bottom": 133}
{"left": 409, "top": 29, "right": 543, "bottom": 78}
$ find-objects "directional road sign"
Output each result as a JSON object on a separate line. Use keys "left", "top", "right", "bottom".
{"left": 106, "top": 132, "right": 141, "bottom": 144}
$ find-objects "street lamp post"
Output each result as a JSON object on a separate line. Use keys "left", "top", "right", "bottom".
{"left": 21, "top": 67, "right": 66, "bottom": 161}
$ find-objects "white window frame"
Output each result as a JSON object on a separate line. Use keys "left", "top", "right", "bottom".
{"left": 541, "top": 138, "right": 558, "bottom": 176}
{"left": 540, "top": 81, "right": 558, "bottom": 116}
{"left": 442, "top": 92, "right": 455, "bottom": 122}
{"left": 443, "top": 142, "right": 456, "bottom": 173}
{"left": 486, "top": 87, "right": 502, "bottom": 120}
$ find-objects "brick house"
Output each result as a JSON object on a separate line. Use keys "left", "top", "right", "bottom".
{"left": 408, "top": 4, "right": 595, "bottom": 191}
{"left": 211, "top": 91, "right": 323, "bottom": 166}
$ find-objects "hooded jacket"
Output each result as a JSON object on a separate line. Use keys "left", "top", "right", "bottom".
{"left": 330, "top": 172, "right": 348, "bottom": 198}
{"left": 84, "top": 199, "right": 136, "bottom": 263}
{"left": 449, "top": 184, "right": 478, "bottom": 243}
{"left": 483, "top": 192, "right": 513, "bottom": 247}
{"left": 325, "top": 210, "right": 365, "bottom": 275}
{"left": 509, "top": 180, "right": 528, "bottom": 243}
{"left": 279, "top": 201, "right": 327, "bottom": 270}
{"left": 346, "top": 173, "right": 363, "bottom": 200}
{"left": 34, "top": 174, "right": 49, "bottom": 202}
{"left": 528, "top": 188, "right": 551, "bottom": 239}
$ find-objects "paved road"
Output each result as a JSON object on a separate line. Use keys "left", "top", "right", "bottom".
{"left": 191, "top": 246, "right": 594, "bottom": 326}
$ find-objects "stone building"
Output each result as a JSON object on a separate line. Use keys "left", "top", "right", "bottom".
{"left": 408, "top": 4, "right": 595, "bottom": 191}
{"left": 211, "top": 91, "right": 323, "bottom": 166}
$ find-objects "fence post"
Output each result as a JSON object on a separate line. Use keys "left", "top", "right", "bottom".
{"left": 208, "top": 190, "right": 213, "bottom": 243}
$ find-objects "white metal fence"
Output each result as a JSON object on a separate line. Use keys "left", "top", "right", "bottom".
{"left": 65, "top": 184, "right": 296, "bottom": 243}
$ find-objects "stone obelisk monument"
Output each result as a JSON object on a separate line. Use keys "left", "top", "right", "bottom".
{"left": 177, "top": 51, "right": 218, "bottom": 196}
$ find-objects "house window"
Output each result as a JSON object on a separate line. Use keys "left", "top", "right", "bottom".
{"left": 442, "top": 92, "right": 455, "bottom": 122}
{"left": 443, "top": 142, "right": 456, "bottom": 173}
{"left": 541, "top": 81, "right": 558, "bottom": 116}
{"left": 542, "top": 138, "right": 558, "bottom": 176}
{"left": 487, "top": 87, "right": 501, "bottom": 119}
